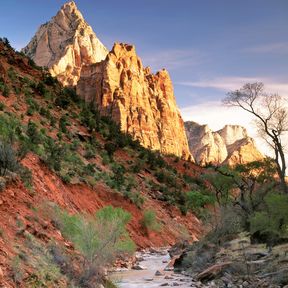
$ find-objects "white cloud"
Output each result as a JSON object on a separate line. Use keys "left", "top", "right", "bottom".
{"left": 181, "top": 101, "right": 255, "bottom": 134}
{"left": 178, "top": 76, "right": 288, "bottom": 96}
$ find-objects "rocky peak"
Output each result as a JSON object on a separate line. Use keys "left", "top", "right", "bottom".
{"left": 217, "top": 125, "right": 248, "bottom": 146}
{"left": 77, "top": 43, "right": 192, "bottom": 159}
{"left": 185, "top": 121, "right": 228, "bottom": 165}
{"left": 185, "top": 122, "right": 262, "bottom": 166}
{"left": 22, "top": 4, "right": 191, "bottom": 159}
{"left": 22, "top": 1, "right": 108, "bottom": 86}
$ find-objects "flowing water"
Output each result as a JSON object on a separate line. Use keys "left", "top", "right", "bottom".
{"left": 111, "top": 249, "right": 197, "bottom": 288}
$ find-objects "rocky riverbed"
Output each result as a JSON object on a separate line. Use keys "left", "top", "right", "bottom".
{"left": 110, "top": 248, "right": 210, "bottom": 288}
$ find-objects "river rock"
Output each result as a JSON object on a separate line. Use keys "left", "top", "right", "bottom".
{"left": 132, "top": 264, "right": 147, "bottom": 270}
{"left": 144, "top": 278, "right": 154, "bottom": 281}
{"left": 196, "top": 262, "right": 232, "bottom": 282}
{"left": 155, "top": 270, "right": 165, "bottom": 276}
{"left": 164, "top": 275, "right": 174, "bottom": 279}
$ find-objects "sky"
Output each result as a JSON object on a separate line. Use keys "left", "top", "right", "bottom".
{"left": 0, "top": 0, "right": 287, "bottom": 156}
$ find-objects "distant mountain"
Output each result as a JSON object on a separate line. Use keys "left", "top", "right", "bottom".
{"left": 185, "top": 121, "right": 263, "bottom": 166}
{"left": 23, "top": 1, "right": 191, "bottom": 160}
{"left": 22, "top": 1, "right": 108, "bottom": 86}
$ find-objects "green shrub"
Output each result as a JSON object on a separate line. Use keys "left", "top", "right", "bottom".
{"left": 26, "top": 121, "right": 41, "bottom": 145}
{"left": 123, "top": 190, "right": 144, "bottom": 208}
{"left": 53, "top": 205, "right": 135, "bottom": 286}
{"left": 186, "top": 190, "right": 215, "bottom": 214}
{"left": 19, "top": 165, "right": 33, "bottom": 189}
{"left": 0, "top": 102, "right": 5, "bottom": 111}
{"left": 250, "top": 192, "right": 288, "bottom": 245}
{"left": 141, "top": 209, "right": 161, "bottom": 232}
{"left": 1, "top": 84, "right": 10, "bottom": 97}
{"left": 111, "top": 163, "right": 126, "bottom": 189}
{"left": 43, "top": 73, "right": 58, "bottom": 86}
{"left": 104, "top": 142, "right": 117, "bottom": 157}
{"left": 7, "top": 67, "right": 17, "bottom": 81}
{"left": 26, "top": 97, "right": 39, "bottom": 115}
{"left": 36, "top": 81, "right": 46, "bottom": 95}
{"left": 0, "top": 141, "right": 18, "bottom": 176}
{"left": 59, "top": 116, "right": 68, "bottom": 133}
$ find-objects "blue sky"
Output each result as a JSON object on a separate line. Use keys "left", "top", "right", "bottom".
{"left": 0, "top": 0, "right": 287, "bottom": 132}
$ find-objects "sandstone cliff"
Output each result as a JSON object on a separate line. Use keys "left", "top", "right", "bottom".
{"left": 77, "top": 43, "right": 191, "bottom": 159}
{"left": 22, "top": 1, "right": 108, "bottom": 86}
{"left": 23, "top": 2, "right": 191, "bottom": 159}
{"left": 185, "top": 122, "right": 263, "bottom": 165}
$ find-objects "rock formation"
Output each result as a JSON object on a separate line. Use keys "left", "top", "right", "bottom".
{"left": 23, "top": 2, "right": 191, "bottom": 159}
{"left": 185, "top": 122, "right": 263, "bottom": 165}
{"left": 77, "top": 43, "right": 191, "bottom": 159}
{"left": 22, "top": 1, "right": 108, "bottom": 86}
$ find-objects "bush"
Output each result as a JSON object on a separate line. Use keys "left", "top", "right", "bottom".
{"left": 0, "top": 141, "right": 18, "bottom": 176}
{"left": 7, "top": 67, "right": 17, "bottom": 81}
{"left": 111, "top": 163, "right": 126, "bottom": 189}
{"left": 54, "top": 205, "right": 135, "bottom": 286}
{"left": 186, "top": 190, "right": 215, "bottom": 215}
{"left": 123, "top": 190, "right": 144, "bottom": 208}
{"left": 104, "top": 142, "right": 117, "bottom": 157}
{"left": 0, "top": 102, "right": 5, "bottom": 111}
{"left": 250, "top": 192, "right": 288, "bottom": 245}
{"left": 26, "top": 121, "right": 41, "bottom": 145}
{"left": 1, "top": 83, "right": 10, "bottom": 97}
{"left": 55, "top": 87, "right": 79, "bottom": 109}
{"left": 36, "top": 81, "right": 46, "bottom": 95}
{"left": 140, "top": 209, "right": 161, "bottom": 232}
{"left": 59, "top": 116, "right": 68, "bottom": 133}
{"left": 43, "top": 73, "right": 58, "bottom": 86}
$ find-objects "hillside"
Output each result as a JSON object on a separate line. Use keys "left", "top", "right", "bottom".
{"left": 0, "top": 38, "right": 206, "bottom": 287}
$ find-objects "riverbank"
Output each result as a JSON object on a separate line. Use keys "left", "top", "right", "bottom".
{"left": 111, "top": 248, "right": 210, "bottom": 288}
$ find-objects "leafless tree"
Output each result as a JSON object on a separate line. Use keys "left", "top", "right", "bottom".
{"left": 223, "top": 82, "right": 288, "bottom": 193}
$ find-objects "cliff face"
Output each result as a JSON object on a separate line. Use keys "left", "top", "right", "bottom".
{"left": 22, "top": 1, "right": 108, "bottom": 86}
{"left": 22, "top": 2, "right": 191, "bottom": 159}
{"left": 77, "top": 43, "right": 192, "bottom": 159}
{"left": 185, "top": 122, "right": 263, "bottom": 165}
{"left": 184, "top": 122, "right": 227, "bottom": 165}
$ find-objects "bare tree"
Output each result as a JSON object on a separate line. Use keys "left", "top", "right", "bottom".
{"left": 223, "top": 82, "right": 288, "bottom": 193}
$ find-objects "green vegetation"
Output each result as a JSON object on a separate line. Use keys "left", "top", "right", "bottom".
{"left": 53, "top": 205, "right": 135, "bottom": 287}
{"left": 0, "top": 140, "right": 18, "bottom": 176}
{"left": 185, "top": 190, "right": 215, "bottom": 218}
{"left": 250, "top": 192, "right": 288, "bottom": 245}
{"left": 141, "top": 209, "right": 162, "bottom": 232}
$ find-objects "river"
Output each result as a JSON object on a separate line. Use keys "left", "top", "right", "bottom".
{"left": 111, "top": 249, "right": 203, "bottom": 288}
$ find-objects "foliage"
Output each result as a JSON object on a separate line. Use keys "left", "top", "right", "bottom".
{"left": 250, "top": 192, "right": 288, "bottom": 245}
{"left": 55, "top": 87, "right": 79, "bottom": 109}
{"left": 141, "top": 209, "right": 161, "bottom": 232}
{"left": 24, "top": 236, "right": 63, "bottom": 287}
{"left": 186, "top": 190, "right": 215, "bottom": 216}
{"left": 123, "top": 190, "right": 144, "bottom": 208}
{"left": 54, "top": 205, "right": 135, "bottom": 286}
{"left": 0, "top": 140, "right": 18, "bottom": 176}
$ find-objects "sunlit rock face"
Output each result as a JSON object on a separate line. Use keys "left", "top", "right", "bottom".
{"left": 23, "top": 2, "right": 191, "bottom": 159}
{"left": 22, "top": 1, "right": 108, "bottom": 86}
{"left": 77, "top": 43, "right": 192, "bottom": 160}
{"left": 185, "top": 122, "right": 263, "bottom": 165}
